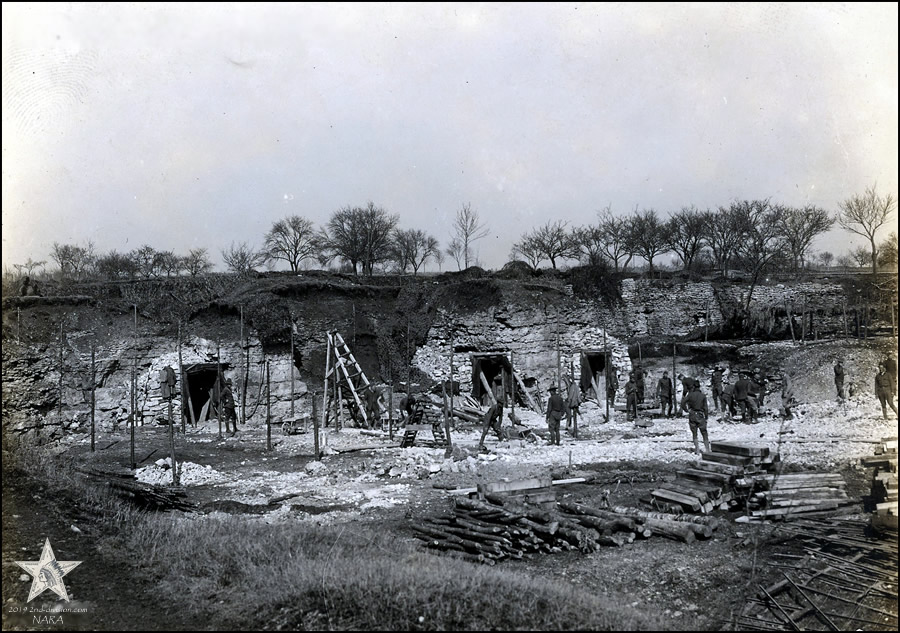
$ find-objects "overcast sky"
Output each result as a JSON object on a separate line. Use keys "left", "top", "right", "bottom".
{"left": 2, "top": 2, "right": 897, "bottom": 272}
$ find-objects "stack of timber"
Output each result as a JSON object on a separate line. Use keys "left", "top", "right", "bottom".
{"left": 860, "top": 435, "right": 898, "bottom": 530}
{"left": 737, "top": 473, "right": 852, "bottom": 521}
{"left": 736, "top": 516, "right": 898, "bottom": 631}
{"left": 642, "top": 441, "right": 780, "bottom": 514}
{"left": 75, "top": 466, "right": 193, "bottom": 511}
{"left": 413, "top": 479, "right": 720, "bottom": 564}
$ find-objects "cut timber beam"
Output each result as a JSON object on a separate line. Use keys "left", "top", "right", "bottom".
{"left": 709, "top": 441, "right": 770, "bottom": 457}
{"left": 701, "top": 451, "right": 755, "bottom": 466}
{"left": 677, "top": 468, "right": 732, "bottom": 486}
{"left": 479, "top": 371, "right": 497, "bottom": 405}
{"left": 651, "top": 489, "right": 701, "bottom": 512}
{"left": 513, "top": 371, "right": 539, "bottom": 412}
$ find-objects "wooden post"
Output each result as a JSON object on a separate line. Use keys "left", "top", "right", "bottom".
{"left": 290, "top": 326, "right": 295, "bottom": 419}
{"left": 177, "top": 321, "right": 194, "bottom": 432}
{"left": 801, "top": 295, "right": 806, "bottom": 344}
{"left": 323, "top": 333, "right": 331, "bottom": 429}
{"left": 333, "top": 353, "right": 340, "bottom": 430}
{"left": 168, "top": 395, "right": 178, "bottom": 486}
{"left": 388, "top": 357, "right": 394, "bottom": 441}
{"left": 266, "top": 359, "right": 272, "bottom": 451}
{"left": 442, "top": 380, "right": 452, "bottom": 456}
{"left": 16, "top": 307, "right": 20, "bottom": 344}
{"left": 240, "top": 306, "right": 247, "bottom": 427}
{"left": 216, "top": 341, "right": 223, "bottom": 440}
{"left": 603, "top": 328, "right": 609, "bottom": 420}
{"left": 556, "top": 308, "right": 561, "bottom": 389}
{"left": 449, "top": 336, "right": 455, "bottom": 424}
{"left": 704, "top": 299, "right": 709, "bottom": 342}
{"left": 509, "top": 349, "right": 515, "bottom": 422}
{"left": 864, "top": 302, "right": 869, "bottom": 339}
{"left": 130, "top": 304, "right": 137, "bottom": 469}
{"left": 842, "top": 299, "right": 848, "bottom": 339}
{"left": 58, "top": 318, "right": 64, "bottom": 431}
{"left": 406, "top": 317, "right": 411, "bottom": 393}
{"left": 90, "top": 344, "right": 95, "bottom": 452}
{"left": 855, "top": 308, "right": 860, "bottom": 339}
{"left": 672, "top": 342, "right": 677, "bottom": 408}
{"left": 312, "top": 391, "right": 319, "bottom": 459}
{"left": 638, "top": 341, "right": 642, "bottom": 365}
{"left": 892, "top": 297, "right": 896, "bottom": 337}
{"left": 338, "top": 385, "right": 344, "bottom": 429}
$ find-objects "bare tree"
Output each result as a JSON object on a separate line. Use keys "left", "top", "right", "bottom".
{"left": 391, "top": 228, "right": 439, "bottom": 275}
{"left": 510, "top": 235, "right": 544, "bottom": 269}
{"left": 451, "top": 203, "right": 489, "bottom": 269}
{"left": 13, "top": 258, "right": 47, "bottom": 278}
{"left": 51, "top": 241, "right": 96, "bottom": 280}
{"left": 96, "top": 251, "right": 139, "bottom": 280}
{"left": 776, "top": 204, "right": 835, "bottom": 271}
{"left": 628, "top": 208, "right": 669, "bottom": 276}
{"left": 526, "top": 220, "right": 579, "bottom": 269}
{"left": 446, "top": 238, "right": 465, "bottom": 271}
{"left": 155, "top": 250, "right": 181, "bottom": 277}
{"left": 570, "top": 224, "right": 606, "bottom": 266}
{"left": 849, "top": 244, "right": 872, "bottom": 268}
{"left": 182, "top": 247, "right": 214, "bottom": 276}
{"left": 665, "top": 206, "right": 708, "bottom": 272}
{"left": 131, "top": 245, "right": 160, "bottom": 278}
{"left": 702, "top": 205, "right": 747, "bottom": 279}
{"left": 433, "top": 248, "right": 445, "bottom": 272}
{"left": 321, "top": 202, "right": 398, "bottom": 275}
{"left": 878, "top": 231, "right": 898, "bottom": 268}
{"left": 837, "top": 184, "right": 897, "bottom": 274}
{"left": 222, "top": 241, "right": 267, "bottom": 275}
{"left": 596, "top": 207, "right": 634, "bottom": 272}
{"left": 817, "top": 251, "right": 834, "bottom": 268}
{"left": 733, "top": 200, "right": 788, "bottom": 309}
{"left": 264, "top": 215, "right": 319, "bottom": 272}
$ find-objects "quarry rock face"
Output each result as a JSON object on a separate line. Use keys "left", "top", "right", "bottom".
{"left": 1, "top": 275, "right": 891, "bottom": 444}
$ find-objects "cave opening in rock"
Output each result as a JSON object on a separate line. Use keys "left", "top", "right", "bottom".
{"left": 580, "top": 350, "right": 607, "bottom": 395}
{"left": 183, "top": 362, "right": 231, "bottom": 421}
{"left": 470, "top": 353, "right": 512, "bottom": 405}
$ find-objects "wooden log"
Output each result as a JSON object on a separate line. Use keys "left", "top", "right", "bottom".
{"left": 651, "top": 488, "right": 702, "bottom": 512}
{"left": 453, "top": 517, "right": 507, "bottom": 535}
{"left": 709, "top": 441, "right": 770, "bottom": 457}
{"left": 610, "top": 506, "right": 720, "bottom": 530}
{"left": 557, "top": 526, "right": 600, "bottom": 552}
{"left": 517, "top": 517, "right": 559, "bottom": 537}
{"left": 638, "top": 519, "right": 696, "bottom": 543}
{"left": 701, "top": 451, "right": 755, "bottom": 466}
{"left": 659, "top": 483, "right": 710, "bottom": 505}
{"left": 671, "top": 478, "right": 722, "bottom": 500}
{"left": 750, "top": 502, "right": 840, "bottom": 517}
{"left": 677, "top": 468, "right": 733, "bottom": 485}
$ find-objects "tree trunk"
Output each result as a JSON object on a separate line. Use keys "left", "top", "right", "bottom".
{"left": 870, "top": 237, "right": 878, "bottom": 274}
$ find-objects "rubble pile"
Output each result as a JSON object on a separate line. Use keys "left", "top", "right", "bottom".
{"left": 136, "top": 459, "right": 226, "bottom": 486}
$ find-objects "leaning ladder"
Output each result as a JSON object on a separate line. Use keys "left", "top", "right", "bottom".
{"left": 324, "top": 331, "right": 379, "bottom": 428}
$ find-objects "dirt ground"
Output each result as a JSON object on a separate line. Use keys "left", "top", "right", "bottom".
{"left": 3, "top": 382, "right": 894, "bottom": 631}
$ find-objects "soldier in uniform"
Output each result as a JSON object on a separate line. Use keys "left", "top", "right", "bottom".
{"left": 711, "top": 367, "right": 724, "bottom": 412}
{"left": 635, "top": 368, "right": 646, "bottom": 405}
{"left": 875, "top": 365, "right": 898, "bottom": 419}
{"left": 834, "top": 360, "right": 845, "bottom": 400}
{"left": 733, "top": 372, "right": 751, "bottom": 422}
{"left": 364, "top": 384, "right": 381, "bottom": 430}
{"left": 478, "top": 399, "right": 504, "bottom": 449}
{"left": 545, "top": 386, "right": 565, "bottom": 445}
{"left": 564, "top": 375, "right": 581, "bottom": 431}
{"left": 222, "top": 378, "right": 238, "bottom": 435}
{"left": 684, "top": 382, "right": 710, "bottom": 456}
{"left": 656, "top": 371, "right": 674, "bottom": 418}
{"left": 625, "top": 375, "right": 638, "bottom": 421}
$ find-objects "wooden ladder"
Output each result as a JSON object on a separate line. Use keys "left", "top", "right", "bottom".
{"left": 324, "top": 331, "right": 382, "bottom": 428}
{"left": 401, "top": 422, "right": 448, "bottom": 448}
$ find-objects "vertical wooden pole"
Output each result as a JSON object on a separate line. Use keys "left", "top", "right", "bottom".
{"left": 322, "top": 333, "right": 331, "bottom": 430}
{"left": 603, "top": 328, "right": 609, "bottom": 420}
{"left": 892, "top": 297, "right": 896, "bottom": 337}
{"left": 704, "top": 299, "right": 709, "bottom": 342}
{"left": 388, "top": 358, "right": 394, "bottom": 441}
{"left": 90, "top": 344, "right": 95, "bottom": 452}
{"left": 864, "top": 302, "right": 869, "bottom": 339}
{"left": 130, "top": 317, "right": 136, "bottom": 469}
{"left": 406, "top": 317, "right": 411, "bottom": 392}
{"left": 672, "top": 342, "right": 677, "bottom": 409}
{"left": 290, "top": 326, "right": 295, "bottom": 419}
{"left": 266, "top": 359, "right": 272, "bottom": 451}
{"left": 800, "top": 296, "right": 805, "bottom": 344}
{"left": 855, "top": 308, "right": 860, "bottom": 339}
{"left": 216, "top": 341, "right": 223, "bottom": 440}
{"left": 17, "top": 307, "right": 20, "bottom": 344}
{"left": 509, "top": 350, "right": 515, "bottom": 422}
{"left": 313, "top": 390, "right": 320, "bottom": 459}
{"left": 449, "top": 336, "right": 455, "bottom": 425}
{"left": 442, "top": 381, "right": 451, "bottom": 456}
{"left": 338, "top": 385, "right": 344, "bottom": 429}
{"left": 58, "top": 318, "right": 64, "bottom": 431}
{"left": 638, "top": 342, "right": 642, "bottom": 365}
{"left": 168, "top": 395, "right": 177, "bottom": 485}
{"left": 177, "top": 320, "right": 193, "bottom": 432}
{"left": 556, "top": 308, "right": 561, "bottom": 389}
{"left": 240, "top": 306, "right": 247, "bottom": 427}
{"left": 842, "top": 300, "right": 848, "bottom": 339}
{"left": 333, "top": 355, "right": 340, "bottom": 430}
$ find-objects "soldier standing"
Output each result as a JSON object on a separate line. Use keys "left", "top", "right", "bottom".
{"left": 882, "top": 355, "right": 897, "bottom": 399}
{"left": 711, "top": 367, "right": 724, "bottom": 411}
{"left": 733, "top": 372, "right": 751, "bottom": 422}
{"left": 545, "top": 386, "right": 565, "bottom": 445}
{"left": 656, "top": 371, "right": 673, "bottom": 418}
{"left": 625, "top": 375, "right": 638, "bottom": 421}
{"left": 564, "top": 375, "right": 581, "bottom": 431}
{"left": 684, "top": 382, "right": 710, "bottom": 456}
{"left": 635, "top": 368, "right": 646, "bottom": 405}
{"left": 606, "top": 367, "right": 619, "bottom": 409}
{"left": 875, "top": 365, "right": 898, "bottom": 419}
{"left": 478, "top": 399, "right": 504, "bottom": 449}
{"left": 834, "top": 360, "right": 845, "bottom": 400}
{"left": 222, "top": 378, "right": 238, "bottom": 435}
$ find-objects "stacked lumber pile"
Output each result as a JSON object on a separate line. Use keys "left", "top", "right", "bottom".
{"left": 860, "top": 435, "right": 898, "bottom": 530}
{"left": 412, "top": 479, "right": 719, "bottom": 564}
{"left": 643, "top": 441, "right": 780, "bottom": 514}
{"left": 737, "top": 473, "right": 852, "bottom": 521}
{"left": 76, "top": 466, "right": 193, "bottom": 511}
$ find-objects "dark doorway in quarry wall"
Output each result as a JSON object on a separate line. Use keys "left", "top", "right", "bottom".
{"left": 183, "top": 362, "right": 231, "bottom": 421}
{"left": 471, "top": 353, "right": 512, "bottom": 406}
{"left": 580, "top": 350, "right": 607, "bottom": 395}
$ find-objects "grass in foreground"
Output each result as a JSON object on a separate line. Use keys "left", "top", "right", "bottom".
{"left": 14, "top": 448, "right": 667, "bottom": 631}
